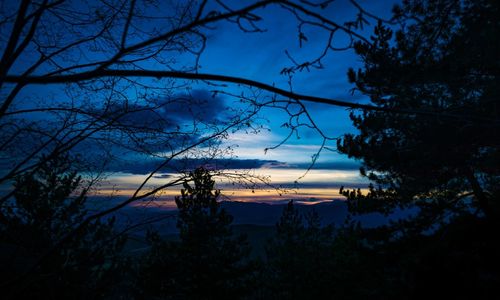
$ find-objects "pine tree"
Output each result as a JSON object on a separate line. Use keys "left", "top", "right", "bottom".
{"left": 336, "top": 0, "right": 500, "bottom": 296}
{"left": 138, "top": 167, "right": 253, "bottom": 299}
{"left": 265, "top": 201, "right": 336, "bottom": 299}
{"left": 339, "top": 0, "right": 500, "bottom": 228}
{"left": 0, "top": 155, "right": 126, "bottom": 299}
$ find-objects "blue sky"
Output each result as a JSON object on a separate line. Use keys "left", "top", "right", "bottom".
{"left": 91, "top": 0, "right": 398, "bottom": 204}
{"left": 3, "top": 0, "right": 397, "bottom": 205}
{"left": 180, "top": 0, "right": 395, "bottom": 202}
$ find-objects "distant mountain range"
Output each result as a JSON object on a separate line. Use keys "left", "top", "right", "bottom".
{"left": 109, "top": 200, "right": 417, "bottom": 236}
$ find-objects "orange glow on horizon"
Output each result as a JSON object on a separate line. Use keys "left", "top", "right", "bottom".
{"left": 91, "top": 168, "right": 368, "bottom": 209}
{"left": 94, "top": 187, "right": 369, "bottom": 210}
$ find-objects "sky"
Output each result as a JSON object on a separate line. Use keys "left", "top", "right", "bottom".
{"left": 2, "top": 0, "right": 397, "bottom": 207}
{"left": 92, "top": 0, "right": 396, "bottom": 206}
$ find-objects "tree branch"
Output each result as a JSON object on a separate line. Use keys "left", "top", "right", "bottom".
{"left": 4, "top": 69, "right": 499, "bottom": 123}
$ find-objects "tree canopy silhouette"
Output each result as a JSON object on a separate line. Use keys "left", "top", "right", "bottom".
{"left": 338, "top": 0, "right": 500, "bottom": 226}
{"left": 137, "top": 167, "right": 253, "bottom": 299}
{"left": 334, "top": 2, "right": 500, "bottom": 295}
{"left": 0, "top": 155, "right": 125, "bottom": 299}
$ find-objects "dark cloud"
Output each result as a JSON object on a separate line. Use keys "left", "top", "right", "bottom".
{"left": 292, "top": 161, "right": 361, "bottom": 171}
{"left": 152, "top": 174, "right": 173, "bottom": 179}
{"left": 105, "top": 157, "right": 282, "bottom": 175}
{"left": 108, "top": 89, "right": 228, "bottom": 132}
{"left": 267, "top": 182, "right": 370, "bottom": 189}
{"left": 95, "top": 150, "right": 361, "bottom": 176}
{"left": 62, "top": 89, "right": 230, "bottom": 160}
{"left": 160, "top": 89, "right": 227, "bottom": 123}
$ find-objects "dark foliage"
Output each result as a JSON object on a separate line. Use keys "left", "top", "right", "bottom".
{"left": 333, "top": 0, "right": 500, "bottom": 298}
{"left": 263, "top": 201, "right": 336, "bottom": 299}
{"left": 136, "top": 167, "right": 254, "bottom": 300}
{"left": 261, "top": 201, "right": 382, "bottom": 299}
{"left": 0, "top": 156, "right": 126, "bottom": 300}
{"left": 339, "top": 0, "right": 500, "bottom": 227}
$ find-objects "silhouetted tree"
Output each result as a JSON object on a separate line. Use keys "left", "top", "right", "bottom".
{"left": 137, "top": 167, "right": 253, "bottom": 299}
{"left": 339, "top": 0, "right": 500, "bottom": 226}
{"left": 336, "top": 0, "right": 500, "bottom": 297}
{"left": 264, "top": 201, "right": 339, "bottom": 299}
{"left": 0, "top": 155, "right": 126, "bottom": 299}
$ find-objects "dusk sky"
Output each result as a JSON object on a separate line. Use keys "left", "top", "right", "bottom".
{"left": 116, "top": 0, "right": 395, "bottom": 206}
{"left": 3, "top": 0, "right": 397, "bottom": 206}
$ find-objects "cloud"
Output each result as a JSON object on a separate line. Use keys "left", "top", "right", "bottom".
{"left": 58, "top": 89, "right": 232, "bottom": 160}
{"left": 293, "top": 161, "right": 361, "bottom": 171}
{"left": 104, "top": 157, "right": 283, "bottom": 175}
{"left": 105, "top": 89, "right": 228, "bottom": 132}
{"left": 159, "top": 89, "right": 227, "bottom": 123}
{"left": 152, "top": 174, "right": 173, "bottom": 179}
